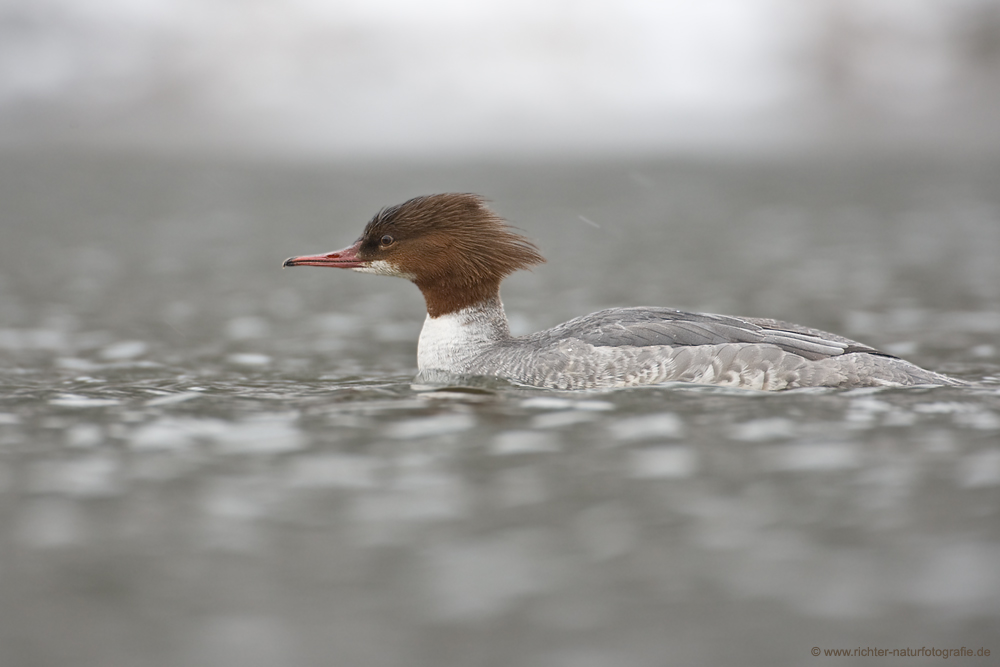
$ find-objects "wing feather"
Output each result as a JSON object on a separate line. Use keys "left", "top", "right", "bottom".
{"left": 527, "top": 307, "right": 893, "bottom": 362}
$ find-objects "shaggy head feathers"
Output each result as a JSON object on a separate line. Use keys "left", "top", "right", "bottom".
{"left": 356, "top": 194, "right": 545, "bottom": 316}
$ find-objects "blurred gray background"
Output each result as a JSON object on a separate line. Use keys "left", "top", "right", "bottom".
{"left": 2, "top": 0, "right": 1000, "bottom": 158}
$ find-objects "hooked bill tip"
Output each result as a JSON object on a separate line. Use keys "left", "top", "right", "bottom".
{"left": 282, "top": 257, "right": 297, "bottom": 268}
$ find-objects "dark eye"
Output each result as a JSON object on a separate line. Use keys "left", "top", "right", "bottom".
{"left": 379, "top": 235, "right": 394, "bottom": 247}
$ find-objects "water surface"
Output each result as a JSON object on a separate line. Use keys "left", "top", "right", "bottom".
{"left": 1, "top": 151, "right": 999, "bottom": 666}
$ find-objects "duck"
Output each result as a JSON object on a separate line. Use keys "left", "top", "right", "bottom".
{"left": 283, "top": 193, "right": 964, "bottom": 390}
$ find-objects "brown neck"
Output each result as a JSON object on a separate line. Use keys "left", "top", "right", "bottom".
{"left": 416, "top": 276, "right": 503, "bottom": 318}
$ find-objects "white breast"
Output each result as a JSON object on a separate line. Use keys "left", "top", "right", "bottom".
{"left": 417, "top": 302, "right": 511, "bottom": 373}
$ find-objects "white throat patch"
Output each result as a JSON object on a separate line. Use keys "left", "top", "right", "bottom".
{"left": 352, "top": 260, "right": 415, "bottom": 280}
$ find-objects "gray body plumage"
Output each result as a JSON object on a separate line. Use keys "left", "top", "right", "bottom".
{"left": 417, "top": 300, "right": 963, "bottom": 391}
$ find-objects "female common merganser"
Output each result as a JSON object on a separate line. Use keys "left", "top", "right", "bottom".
{"left": 284, "top": 194, "right": 963, "bottom": 391}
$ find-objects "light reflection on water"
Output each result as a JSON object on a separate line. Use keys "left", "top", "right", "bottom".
{"left": 1, "top": 152, "right": 999, "bottom": 666}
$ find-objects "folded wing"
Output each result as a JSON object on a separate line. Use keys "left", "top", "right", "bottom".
{"left": 534, "top": 307, "right": 892, "bottom": 362}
